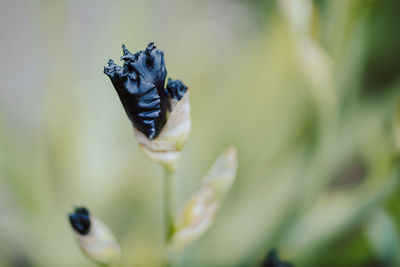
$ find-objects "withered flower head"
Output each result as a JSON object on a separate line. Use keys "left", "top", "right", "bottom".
{"left": 104, "top": 42, "right": 169, "bottom": 139}
{"left": 105, "top": 42, "right": 190, "bottom": 170}
{"left": 69, "top": 207, "right": 91, "bottom": 235}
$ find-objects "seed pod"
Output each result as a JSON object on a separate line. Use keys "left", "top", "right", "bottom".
{"left": 69, "top": 207, "right": 121, "bottom": 265}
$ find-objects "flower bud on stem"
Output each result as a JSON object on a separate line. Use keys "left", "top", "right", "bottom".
{"left": 68, "top": 207, "right": 121, "bottom": 267}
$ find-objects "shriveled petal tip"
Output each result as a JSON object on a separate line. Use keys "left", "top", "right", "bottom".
{"left": 69, "top": 207, "right": 91, "bottom": 235}
{"left": 171, "top": 146, "right": 238, "bottom": 249}
{"left": 121, "top": 44, "right": 132, "bottom": 59}
{"left": 167, "top": 78, "right": 188, "bottom": 101}
{"left": 104, "top": 59, "right": 123, "bottom": 78}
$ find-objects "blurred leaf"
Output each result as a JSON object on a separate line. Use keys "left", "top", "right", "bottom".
{"left": 366, "top": 209, "right": 400, "bottom": 266}
{"left": 394, "top": 101, "right": 400, "bottom": 153}
{"left": 280, "top": 168, "right": 398, "bottom": 266}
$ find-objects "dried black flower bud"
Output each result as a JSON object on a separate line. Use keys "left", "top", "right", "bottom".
{"left": 261, "top": 249, "right": 293, "bottom": 267}
{"left": 104, "top": 42, "right": 169, "bottom": 140}
{"left": 166, "top": 78, "right": 188, "bottom": 101}
{"left": 69, "top": 207, "right": 91, "bottom": 235}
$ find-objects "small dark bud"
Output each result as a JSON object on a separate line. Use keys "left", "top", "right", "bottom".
{"left": 166, "top": 78, "right": 188, "bottom": 101}
{"left": 104, "top": 42, "right": 169, "bottom": 140}
{"left": 261, "top": 249, "right": 293, "bottom": 267}
{"left": 69, "top": 207, "right": 91, "bottom": 235}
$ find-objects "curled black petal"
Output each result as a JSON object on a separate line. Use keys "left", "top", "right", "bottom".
{"left": 69, "top": 207, "right": 91, "bottom": 235}
{"left": 166, "top": 78, "right": 188, "bottom": 101}
{"left": 261, "top": 249, "right": 293, "bottom": 267}
{"left": 104, "top": 43, "right": 169, "bottom": 139}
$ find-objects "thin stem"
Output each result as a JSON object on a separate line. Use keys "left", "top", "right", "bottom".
{"left": 164, "top": 169, "right": 177, "bottom": 242}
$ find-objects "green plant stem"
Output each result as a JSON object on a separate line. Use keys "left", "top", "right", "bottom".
{"left": 164, "top": 169, "right": 176, "bottom": 242}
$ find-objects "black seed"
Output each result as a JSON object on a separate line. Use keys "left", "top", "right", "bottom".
{"left": 68, "top": 207, "right": 91, "bottom": 235}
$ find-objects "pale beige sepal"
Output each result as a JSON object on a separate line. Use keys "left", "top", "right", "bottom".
{"left": 170, "top": 146, "right": 238, "bottom": 249}
{"left": 135, "top": 92, "right": 191, "bottom": 172}
{"left": 74, "top": 216, "right": 121, "bottom": 266}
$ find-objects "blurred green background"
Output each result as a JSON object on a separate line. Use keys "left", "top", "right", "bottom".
{"left": 0, "top": 0, "right": 400, "bottom": 266}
